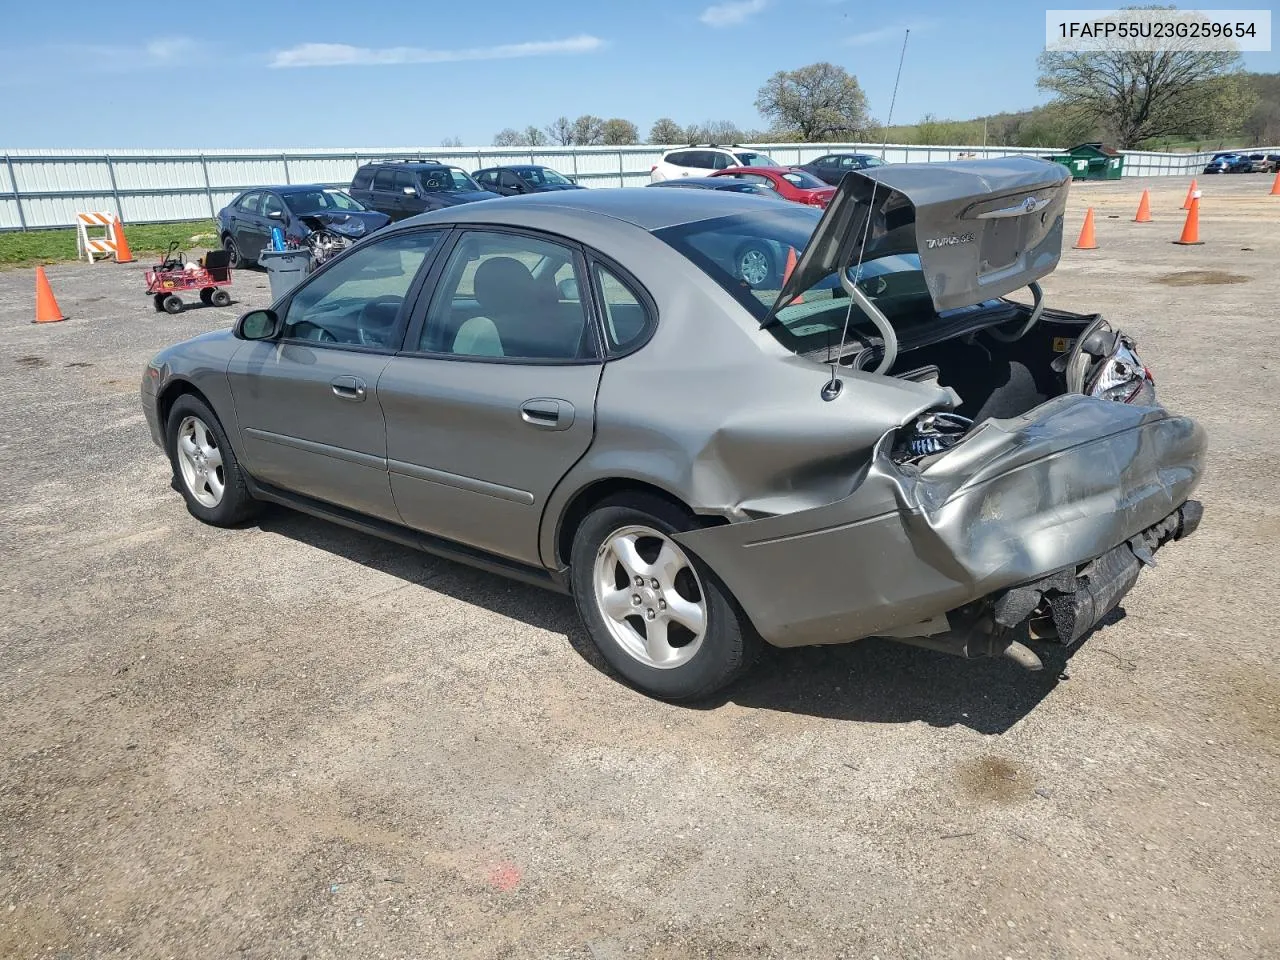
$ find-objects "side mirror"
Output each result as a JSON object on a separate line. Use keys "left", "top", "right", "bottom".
{"left": 267, "top": 209, "right": 285, "bottom": 221}
{"left": 402, "top": 186, "right": 418, "bottom": 196}
{"left": 236, "top": 309, "right": 280, "bottom": 341}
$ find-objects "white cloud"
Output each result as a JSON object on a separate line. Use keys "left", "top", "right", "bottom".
{"left": 144, "top": 37, "right": 197, "bottom": 61}
{"left": 845, "top": 19, "right": 938, "bottom": 47}
{"left": 270, "top": 34, "right": 605, "bottom": 68}
{"left": 700, "top": 0, "right": 768, "bottom": 28}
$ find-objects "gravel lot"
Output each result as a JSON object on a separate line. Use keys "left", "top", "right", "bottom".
{"left": 2, "top": 175, "right": 1278, "bottom": 960}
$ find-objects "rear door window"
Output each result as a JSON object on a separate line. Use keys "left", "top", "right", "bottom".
{"left": 373, "top": 169, "right": 397, "bottom": 191}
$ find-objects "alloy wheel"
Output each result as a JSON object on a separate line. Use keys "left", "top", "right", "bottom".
{"left": 592, "top": 524, "right": 708, "bottom": 669}
{"left": 739, "top": 247, "right": 770, "bottom": 287}
{"left": 176, "top": 415, "right": 225, "bottom": 508}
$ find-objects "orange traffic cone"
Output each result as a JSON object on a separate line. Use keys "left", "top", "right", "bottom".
{"left": 1181, "top": 178, "right": 1198, "bottom": 210}
{"left": 1173, "top": 195, "right": 1204, "bottom": 245}
{"left": 1270, "top": 171, "right": 1280, "bottom": 196}
{"left": 1073, "top": 207, "right": 1098, "bottom": 249}
{"left": 1133, "top": 189, "right": 1152, "bottom": 223}
{"left": 783, "top": 246, "right": 803, "bottom": 303}
{"left": 112, "top": 217, "right": 134, "bottom": 264}
{"left": 33, "top": 266, "right": 66, "bottom": 324}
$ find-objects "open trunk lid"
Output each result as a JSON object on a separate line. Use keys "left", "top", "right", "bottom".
{"left": 764, "top": 156, "right": 1071, "bottom": 323}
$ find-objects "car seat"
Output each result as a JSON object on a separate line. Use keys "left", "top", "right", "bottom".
{"left": 452, "top": 256, "right": 584, "bottom": 359}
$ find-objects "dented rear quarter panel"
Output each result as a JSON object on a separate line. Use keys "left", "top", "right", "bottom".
{"left": 674, "top": 395, "right": 1207, "bottom": 648}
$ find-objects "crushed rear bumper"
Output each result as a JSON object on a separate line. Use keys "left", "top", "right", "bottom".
{"left": 675, "top": 394, "right": 1206, "bottom": 650}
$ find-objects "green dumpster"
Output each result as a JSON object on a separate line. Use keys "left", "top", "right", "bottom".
{"left": 1063, "top": 143, "right": 1124, "bottom": 180}
{"left": 1047, "top": 154, "right": 1090, "bottom": 179}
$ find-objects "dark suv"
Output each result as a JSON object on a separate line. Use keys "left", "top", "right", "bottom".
{"left": 350, "top": 160, "right": 501, "bottom": 221}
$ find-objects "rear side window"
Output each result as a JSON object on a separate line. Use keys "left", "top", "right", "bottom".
{"left": 665, "top": 151, "right": 692, "bottom": 166}
{"left": 373, "top": 168, "right": 397, "bottom": 190}
{"left": 592, "top": 261, "right": 654, "bottom": 356}
{"left": 352, "top": 168, "right": 373, "bottom": 190}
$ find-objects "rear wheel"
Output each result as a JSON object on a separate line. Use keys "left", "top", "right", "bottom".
{"left": 162, "top": 294, "right": 183, "bottom": 315}
{"left": 166, "top": 394, "right": 258, "bottom": 527}
{"left": 570, "top": 494, "right": 759, "bottom": 701}
{"left": 210, "top": 288, "right": 231, "bottom": 307}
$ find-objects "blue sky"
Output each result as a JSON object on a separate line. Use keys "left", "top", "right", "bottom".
{"left": 1, "top": 0, "right": 1276, "bottom": 147}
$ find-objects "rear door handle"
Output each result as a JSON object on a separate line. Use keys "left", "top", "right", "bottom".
{"left": 521, "top": 398, "right": 574, "bottom": 431}
{"left": 331, "top": 375, "right": 367, "bottom": 401}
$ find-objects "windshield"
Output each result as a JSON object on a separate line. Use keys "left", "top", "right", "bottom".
{"left": 735, "top": 151, "right": 779, "bottom": 167}
{"left": 654, "top": 207, "right": 996, "bottom": 361}
{"left": 284, "top": 189, "right": 366, "bottom": 214}
{"left": 520, "top": 167, "right": 572, "bottom": 185}
{"left": 421, "top": 168, "right": 481, "bottom": 192}
{"left": 780, "top": 170, "right": 828, "bottom": 190}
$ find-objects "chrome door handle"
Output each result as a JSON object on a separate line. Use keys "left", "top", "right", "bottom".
{"left": 330, "top": 376, "right": 366, "bottom": 401}
{"left": 521, "top": 398, "right": 574, "bottom": 431}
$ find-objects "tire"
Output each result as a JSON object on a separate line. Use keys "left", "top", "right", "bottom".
{"left": 210, "top": 288, "right": 231, "bottom": 307}
{"left": 165, "top": 394, "right": 258, "bottom": 527}
{"left": 199, "top": 287, "right": 214, "bottom": 305}
{"left": 735, "top": 241, "right": 776, "bottom": 289}
{"left": 162, "top": 295, "right": 183, "bottom": 315}
{"left": 569, "top": 493, "right": 760, "bottom": 701}
{"left": 223, "top": 234, "right": 253, "bottom": 268}
{"left": 153, "top": 293, "right": 168, "bottom": 313}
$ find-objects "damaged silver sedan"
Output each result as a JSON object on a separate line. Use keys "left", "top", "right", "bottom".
{"left": 141, "top": 157, "right": 1205, "bottom": 701}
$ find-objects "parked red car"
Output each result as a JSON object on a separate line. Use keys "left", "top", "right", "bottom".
{"left": 709, "top": 166, "right": 837, "bottom": 208}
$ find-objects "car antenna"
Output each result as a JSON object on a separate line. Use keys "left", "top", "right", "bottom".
{"left": 823, "top": 27, "right": 910, "bottom": 402}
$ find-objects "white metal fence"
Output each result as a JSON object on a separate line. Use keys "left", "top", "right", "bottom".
{"left": 0, "top": 142, "right": 1261, "bottom": 231}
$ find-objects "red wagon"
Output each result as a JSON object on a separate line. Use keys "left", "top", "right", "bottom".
{"left": 145, "top": 243, "right": 234, "bottom": 314}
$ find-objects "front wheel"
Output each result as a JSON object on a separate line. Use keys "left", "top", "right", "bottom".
{"left": 735, "top": 242, "right": 776, "bottom": 289}
{"left": 166, "top": 394, "right": 258, "bottom": 526}
{"left": 570, "top": 494, "right": 759, "bottom": 701}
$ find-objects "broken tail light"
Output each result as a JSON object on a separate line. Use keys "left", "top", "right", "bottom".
{"left": 1086, "top": 334, "right": 1155, "bottom": 405}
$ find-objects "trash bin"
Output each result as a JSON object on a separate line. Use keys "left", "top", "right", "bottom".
{"left": 1047, "top": 154, "right": 1090, "bottom": 179}
{"left": 259, "top": 248, "right": 313, "bottom": 301}
{"left": 1060, "top": 143, "right": 1125, "bottom": 180}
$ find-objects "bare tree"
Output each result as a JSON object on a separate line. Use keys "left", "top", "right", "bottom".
{"left": 685, "top": 120, "right": 746, "bottom": 144}
{"left": 492, "top": 128, "right": 528, "bottom": 147}
{"left": 544, "top": 116, "right": 575, "bottom": 146}
{"left": 648, "top": 118, "right": 686, "bottom": 144}
{"left": 571, "top": 115, "right": 605, "bottom": 146}
{"left": 524, "top": 126, "right": 548, "bottom": 147}
{"left": 755, "top": 62, "right": 869, "bottom": 141}
{"left": 1037, "top": 18, "right": 1249, "bottom": 148}
{"left": 601, "top": 118, "right": 640, "bottom": 145}
{"left": 439, "top": 136, "right": 464, "bottom": 148}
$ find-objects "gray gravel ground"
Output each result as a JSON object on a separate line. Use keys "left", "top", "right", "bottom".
{"left": 1, "top": 175, "right": 1278, "bottom": 960}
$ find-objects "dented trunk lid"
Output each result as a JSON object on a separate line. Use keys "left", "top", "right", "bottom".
{"left": 765, "top": 156, "right": 1070, "bottom": 323}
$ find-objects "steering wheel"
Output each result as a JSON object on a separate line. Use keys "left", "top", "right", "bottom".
{"left": 291, "top": 320, "right": 338, "bottom": 344}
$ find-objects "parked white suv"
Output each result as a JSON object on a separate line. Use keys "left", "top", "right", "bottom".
{"left": 650, "top": 145, "right": 781, "bottom": 182}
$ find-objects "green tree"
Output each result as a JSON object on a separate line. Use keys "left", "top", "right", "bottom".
{"left": 755, "top": 62, "right": 869, "bottom": 141}
{"left": 648, "top": 118, "right": 686, "bottom": 144}
{"left": 601, "top": 118, "right": 640, "bottom": 145}
{"left": 1036, "top": 9, "right": 1249, "bottom": 148}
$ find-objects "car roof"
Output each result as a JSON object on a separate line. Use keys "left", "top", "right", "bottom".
{"left": 363, "top": 160, "right": 459, "bottom": 170}
{"left": 400, "top": 186, "right": 777, "bottom": 231}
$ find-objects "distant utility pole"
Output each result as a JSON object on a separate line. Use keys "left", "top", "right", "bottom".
{"left": 983, "top": 118, "right": 988, "bottom": 147}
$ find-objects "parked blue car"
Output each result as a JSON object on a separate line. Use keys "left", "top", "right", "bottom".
{"left": 1202, "top": 154, "right": 1251, "bottom": 174}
